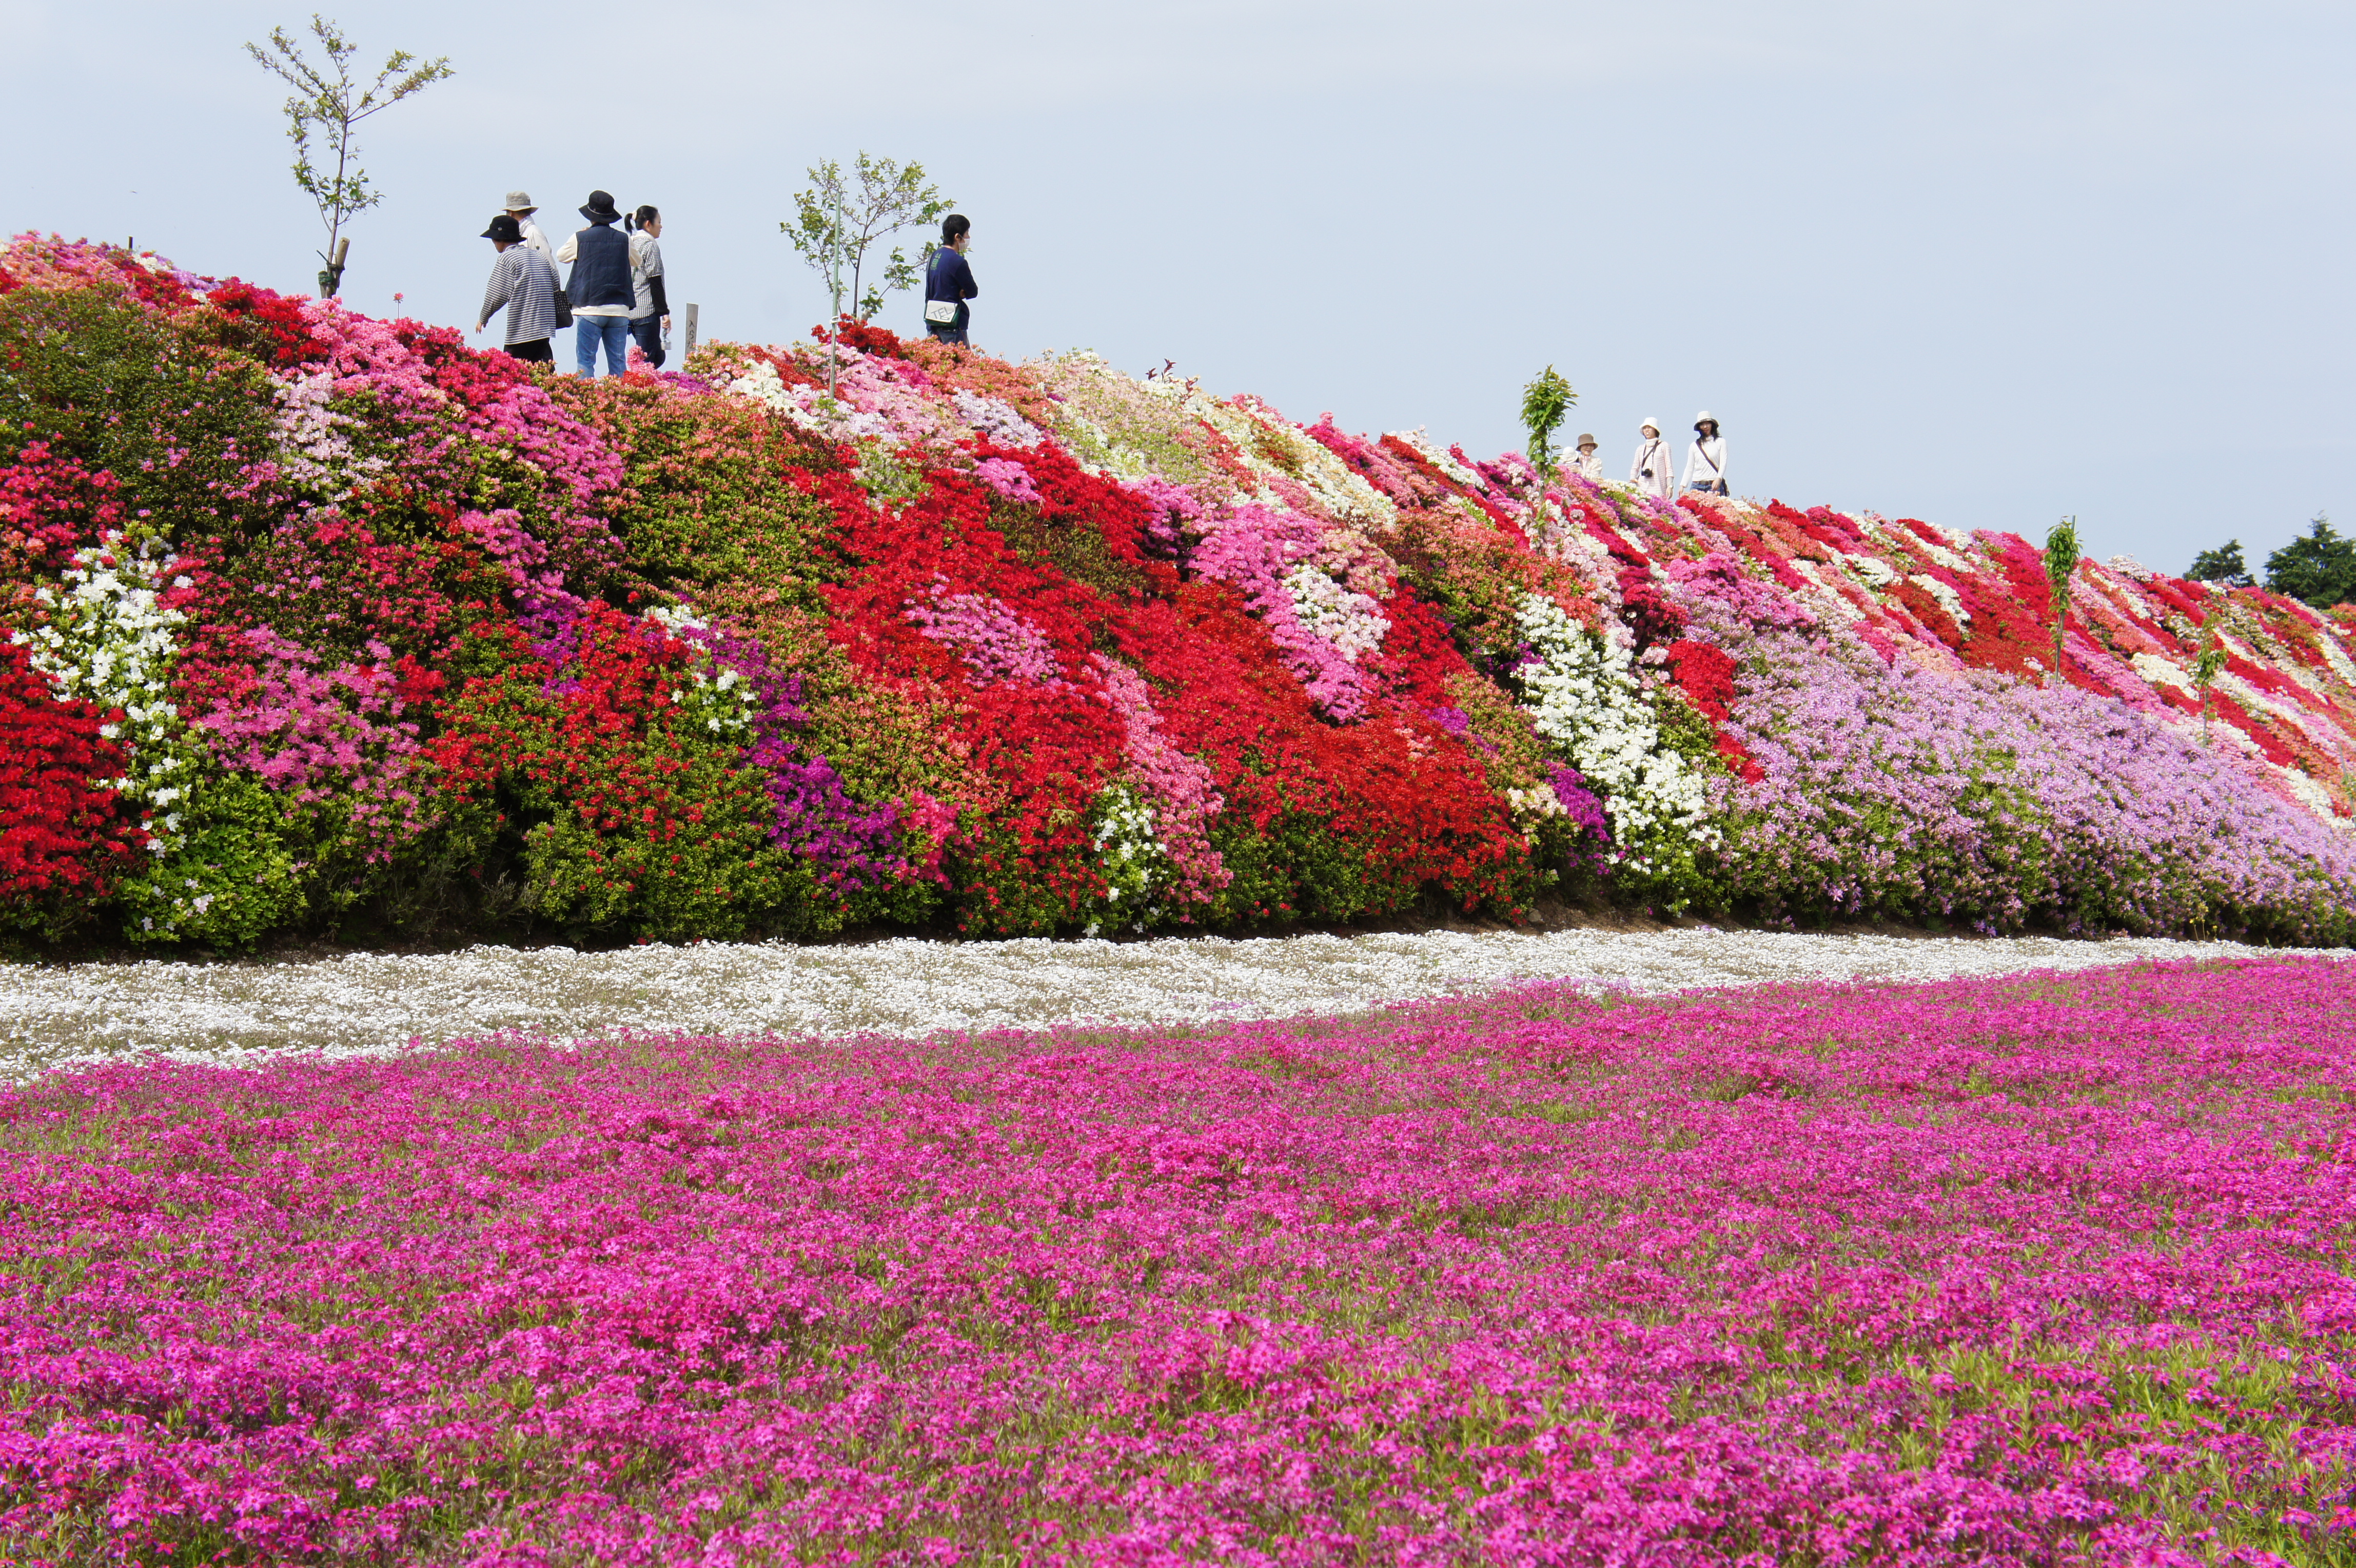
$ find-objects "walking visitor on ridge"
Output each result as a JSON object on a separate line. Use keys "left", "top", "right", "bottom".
{"left": 625, "top": 204, "right": 670, "bottom": 369}
{"left": 1569, "top": 433, "right": 1602, "bottom": 479}
{"left": 1629, "top": 417, "right": 1673, "bottom": 498}
{"left": 472, "top": 213, "right": 562, "bottom": 364}
{"left": 924, "top": 212, "right": 977, "bottom": 345}
{"left": 556, "top": 190, "right": 634, "bottom": 377}
{"left": 502, "top": 190, "right": 553, "bottom": 264}
{"left": 1684, "top": 412, "right": 1729, "bottom": 495}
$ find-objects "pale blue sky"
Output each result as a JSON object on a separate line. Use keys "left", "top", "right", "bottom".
{"left": 3, "top": 0, "right": 2348, "bottom": 573}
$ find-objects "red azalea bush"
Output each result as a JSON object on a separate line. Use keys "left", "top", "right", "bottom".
{"left": 0, "top": 641, "right": 134, "bottom": 937}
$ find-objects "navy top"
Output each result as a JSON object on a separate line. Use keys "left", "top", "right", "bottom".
{"left": 925, "top": 247, "right": 977, "bottom": 330}
{"left": 566, "top": 222, "right": 634, "bottom": 310}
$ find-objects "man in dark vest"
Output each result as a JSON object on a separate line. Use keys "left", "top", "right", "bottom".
{"left": 555, "top": 190, "right": 634, "bottom": 376}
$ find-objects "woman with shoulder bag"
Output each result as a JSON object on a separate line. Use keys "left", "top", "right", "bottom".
{"left": 1683, "top": 413, "right": 1729, "bottom": 496}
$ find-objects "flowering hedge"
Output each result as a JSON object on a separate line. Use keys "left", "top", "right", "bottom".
{"left": 2, "top": 232, "right": 2352, "bottom": 948}
{"left": 6, "top": 958, "right": 2355, "bottom": 1561}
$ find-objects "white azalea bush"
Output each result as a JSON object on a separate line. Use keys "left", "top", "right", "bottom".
{"left": 1082, "top": 783, "right": 1174, "bottom": 937}
{"left": 1514, "top": 592, "right": 1721, "bottom": 906}
{"left": 11, "top": 534, "right": 304, "bottom": 944}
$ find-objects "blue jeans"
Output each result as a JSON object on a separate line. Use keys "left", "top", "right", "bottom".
{"left": 926, "top": 323, "right": 969, "bottom": 346}
{"left": 629, "top": 314, "right": 665, "bottom": 369}
{"left": 575, "top": 315, "right": 630, "bottom": 375}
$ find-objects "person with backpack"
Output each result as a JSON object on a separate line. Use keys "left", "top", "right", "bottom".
{"left": 922, "top": 214, "right": 978, "bottom": 346}
{"left": 625, "top": 205, "right": 670, "bottom": 369}
{"left": 1629, "top": 419, "right": 1673, "bottom": 499}
{"left": 473, "top": 214, "right": 563, "bottom": 364}
{"left": 554, "top": 190, "right": 634, "bottom": 376}
{"left": 1683, "top": 413, "right": 1729, "bottom": 495}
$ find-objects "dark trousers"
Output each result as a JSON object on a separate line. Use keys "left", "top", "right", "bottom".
{"left": 630, "top": 315, "right": 665, "bottom": 369}
{"left": 926, "top": 324, "right": 969, "bottom": 346}
{"left": 504, "top": 338, "right": 554, "bottom": 363}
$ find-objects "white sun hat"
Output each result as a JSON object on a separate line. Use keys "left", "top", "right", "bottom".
{"left": 1695, "top": 410, "right": 1717, "bottom": 427}
{"left": 503, "top": 190, "right": 537, "bottom": 212}
{"left": 1640, "top": 416, "right": 1661, "bottom": 433}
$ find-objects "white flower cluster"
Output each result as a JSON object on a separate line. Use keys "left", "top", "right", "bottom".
{"left": 646, "top": 607, "right": 755, "bottom": 741}
{"left": 270, "top": 367, "right": 389, "bottom": 498}
{"left": 1907, "top": 572, "right": 1971, "bottom": 628}
{"left": 1283, "top": 564, "right": 1389, "bottom": 663}
{"left": 1199, "top": 395, "right": 1398, "bottom": 532}
{"left": 1514, "top": 593, "right": 1718, "bottom": 872}
{"left": 1505, "top": 780, "right": 1569, "bottom": 830}
{"left": 10, "top": 534, "right": 189, "bottom": 853}
{"left": 950, "top": 387, "right": 1042, "bottom": 448}
{"left": 722, "top": 362, "right": 896, "bottom": 447}
{"left": 1083, "top": 783, "right": 1170, "bottom": 937}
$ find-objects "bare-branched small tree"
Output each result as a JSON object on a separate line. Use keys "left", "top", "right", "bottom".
{"left": 783, "top": 153, "right": 955, "bottom": 327}
{"left": 247, "top": 14, "right": 452, "bottom": 297}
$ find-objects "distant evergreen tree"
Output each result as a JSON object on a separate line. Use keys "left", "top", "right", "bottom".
{"left": 2185, "top": 539, "right": 2254, "bottom": 587}
{"left": 2264, "top": 514, "right": 2356, "bottom": 609}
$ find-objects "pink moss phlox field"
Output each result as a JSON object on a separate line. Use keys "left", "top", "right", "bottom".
{"left": 5, "top": 959, "right": 2352, "bottom": 1564}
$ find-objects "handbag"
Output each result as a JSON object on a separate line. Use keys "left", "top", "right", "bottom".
{"left": 551, "top": 285, "right": 574, "bottom": 330}
{"left": 924, "top": 298, "right": 959, "bottom": 325}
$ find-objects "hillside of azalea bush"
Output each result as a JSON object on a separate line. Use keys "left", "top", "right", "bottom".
{"left": 3, "top": 232, "right": 2354, "bottom": 952}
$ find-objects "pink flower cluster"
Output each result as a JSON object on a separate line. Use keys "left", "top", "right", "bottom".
{"left": 3, "top": 958, "right": 2350, "bottom": 1562}
{"left": 1091, "top": 654, "right": 1230, "bottom": 904}
{"left": 188, "top": 627, "right": 428, "bottom": 858}
{"left": 1191, "top": 501, "right": 1381, "bottom": 720}
{"left": 904, "top": 581, "right": 1068, "bottom": 688}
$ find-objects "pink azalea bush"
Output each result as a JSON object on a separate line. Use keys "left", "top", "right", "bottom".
{"left": 4, "top": 958, "right": 2352, "bottom": 1564}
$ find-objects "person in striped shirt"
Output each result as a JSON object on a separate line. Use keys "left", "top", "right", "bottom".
{"left": 473, "top": 214, "right": 563, "bottom": 363}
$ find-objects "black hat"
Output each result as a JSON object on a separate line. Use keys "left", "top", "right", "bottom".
{"left": 481, "top": 214, "right": 522, "bottom": 243}
{"left": 579, "top": 190, "right": 621, "bottom": 224}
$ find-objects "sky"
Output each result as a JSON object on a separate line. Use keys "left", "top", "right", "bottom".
{"left": 2, "top": 0, "right": 2349, "bottom": 574}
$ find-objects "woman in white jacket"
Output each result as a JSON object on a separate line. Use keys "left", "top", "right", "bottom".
{"left": 1683, "top": 413, "right": 1728, "bottom": 495}
{"left": 1628, "top": 419, "right": 1674, "bottom": 499}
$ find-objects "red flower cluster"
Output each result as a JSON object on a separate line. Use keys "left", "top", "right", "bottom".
{"left": 0, "top": 642, "right": 135, "bottom": 934}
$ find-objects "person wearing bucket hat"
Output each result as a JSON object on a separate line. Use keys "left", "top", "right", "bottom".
{"left": 1683, "top": 413, "right": 1728, "bottom": 496}
{"left": 473, "top": 213, "right": 563, "bottom": 364}
{"left": 1569, "top": 433, "right": 1602, "bottom": 480}
{"left": 555, "top": 191, "right": 634, "bottom": 376}
{"left": 502, "top": 191, "right": 552, "bottom": 263}
{"left": 1629, "top": 418, "right": 1673, "bottom": 499}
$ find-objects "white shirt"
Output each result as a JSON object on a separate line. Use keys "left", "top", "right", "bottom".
{"left": 1571, "top": 450, "right": 1603, "bottom": 480}
{"left": 1682, "top": 435, "right": 1729, "bottom": 490}
{"left": 628, "top": 230, "right": 664, "bottom": 320}
{"left": 516, "top": 216, "right": 552, "bottom": 264}
{"left": 555, "top": 231, "right": 632, "bottom": 318}
{"left": 1628, "top": 435, "right": 1674, "bottom": 498}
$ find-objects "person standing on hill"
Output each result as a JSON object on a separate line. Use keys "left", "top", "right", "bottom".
{"left": 922, "top": 214, "right": 978, "bottom": 346}
{"left": 1683, "top": 413, "right": 1729, "bottom": 495}
{"left": 625, "top": 205, "right": 670, "bottom": 369}
{"left": 473, "top": 214, "right": 562, "bottom": 364}
{"left": 503, "top": 192, "right": 553, "bottom": 263}
{"left": 556, "top": 191, "right": 634, "bottom": 377}
{"left": 1629, "top": 419, "right": 1673, "bottom": 498}
{"left": 1570, "top": 433, "right": 1602, "bottom": 480}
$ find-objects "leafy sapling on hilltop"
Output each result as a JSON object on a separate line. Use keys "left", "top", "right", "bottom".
{"left": 1519, "top": 365, "right": 1576, "bottom": 500}
{"left": 246, "top": 14, "right": 451, "bottom": 298}
{"left": 783, "top": 154, "right": 955, "bottom": 326}
{"left": 2043, "top": 515, "right": 2080, "bottom": 687}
